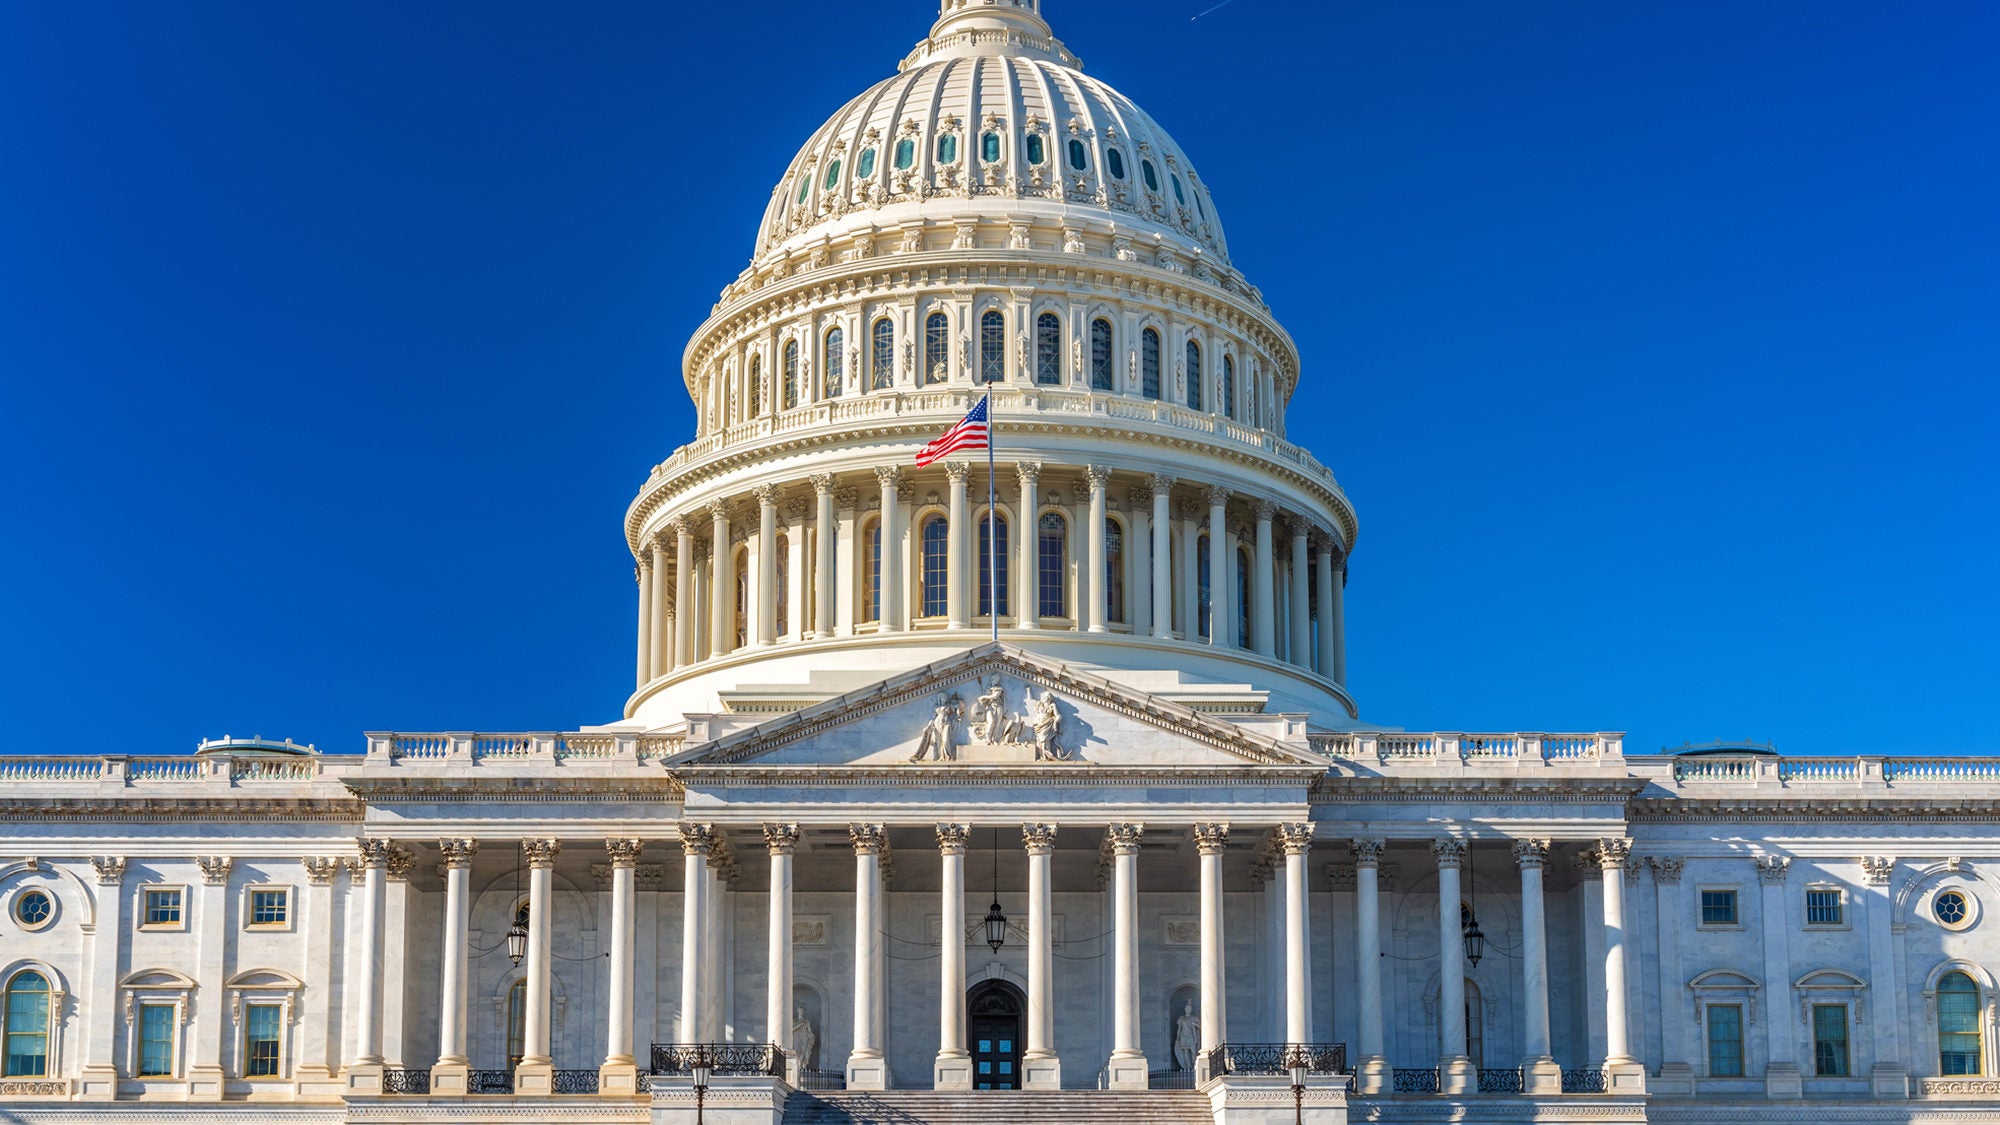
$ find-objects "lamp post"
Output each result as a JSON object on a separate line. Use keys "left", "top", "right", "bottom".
{"left": 1288, "top": 1045, "right": 1308, "bottom": 1125}
{"left": 984, "top": 828, "right": 1008, "bottom": 952}
{"left": 691, "top": 1044, "right": 712, "bottom": 1125}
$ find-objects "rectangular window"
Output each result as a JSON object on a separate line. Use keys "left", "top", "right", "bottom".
{"left": 1805, "top": 887, "right": 1843, "bottom": 926}
{"left": 1813, "top": 1004, "right": 1850, "bottom": 1076}
{"left": 1706, "top": 1004, "right": 1744, "bottom": 1076}
{"left": 1700, "top": 888, "right": 1737, "bottom": 926}
{"left": 144, "top": 888, "right": 183, "bottom": 927}
{"left": 1037, "top": 518, "right": 1066, "bottom": 618}
{"left": 1940, "top": 981, "right": 1983, "bottom": 1075}
{"left": 244, "top": 1003, "right": 282, "bottom": 1077}
{"left": 138, "top": 1003, "right": 176, "bottom": 1076}
{"left": 249, "top": 889, "right": 288, "bottom": 926}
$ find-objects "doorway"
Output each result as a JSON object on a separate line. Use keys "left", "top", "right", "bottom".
{"left": 967, "top": 979, "right": 1025, "bottom": 1089}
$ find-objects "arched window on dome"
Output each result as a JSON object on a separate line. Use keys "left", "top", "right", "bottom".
{"left": 937, "top": 133, "right": 958, "bottom": 165}
{"left": 1067, "top": 139, "right": 1089, "bottom": 172}
{"left": 783, "top": 340, "right": 799, "bottom": 409}
{"left": 871, "top": 318, "right": 895, "bottom": 391}
{"left": 1221, "top": 355, "right": 1236, "bottom": 419}
{"left": 824, "top": 327, "right": 844, "bottom": 399}
{"left": 1236, "top": 545, "right": 1252, "bottom": 650}
{"left": 1105, "top": 517, "right": 1125, "bottom": 625}
{"left": 1196, "top": 533, "right": 1211, "bottom": 641}
{"left": 979, "top": 311, "right": 1005, "bottom": 384}
{"left": 1035, "top": 313, "right": 1061, "bottom": 386}
{"left": 1141, "top": 328, "right": 1161, "bottom": 400}
{"left": 1089, "top": 318, "right": 1114, "bottom": 391}
{"left": 920, "top": 516, "right": 949, "bottom": 619}
{"left": 925, "top": 312, "right": 950, "bottom": 384}
{"left": 1171, "top": 172, "right": 1187, "bottom": 206}
{"left": 4, "top": 970, "right": 51, "bottom": 1077}
{"left": 748, "top": 354, "right": 763, "bottom": 418}
{"left": 1106, "top": 148, "right": 1126, "bottom": 181}
{"left": 1038, "top": 512, "right": 1067, "bottom": 619}
{"left": 1026, "top": 134, "right": 1046, "bottom": 166}
{"left": 733, "top": 548, "right": 749, "bottom": 649}
{"left": 1940, "top": 971, "right": 1983, "bottom": 1075}
{"left": 856, "top": 146, "right": 877, "bottom": 179}
{"left": 1142, "top": 160, "right": 1160, "bottom": 193}
{"left": 979, "top": 512, "right": 1009, "bottom": 618}
{"left": 1185, "top": 340, "right": 1203, "bottom": 410}
{"left": 861, "top": 518, "right": 881, "bottom": 625}
{"left": 895, "top": 138, "right": 916, "bottom": 171}
{"left": 796, "top": 175, "right": 811, "bottom": 206}
{"left": 981, "top": 132, "right": 1002, "bottom": 164}
{"left": 824, "top": 158, "right": 842, "bottom": 192}
{"left": 775, "top": 533, "right": 790, "bottom": 637}
{"left": 505, "top": 979, "right": 527, "bottom": 1069}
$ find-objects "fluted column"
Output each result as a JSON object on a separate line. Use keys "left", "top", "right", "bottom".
{"left": 945, "top": 463, "right": 970, "bottom": 629}
{"left": 432, "top": 840, "right": 476, "bottom": 1092}
{"left": 874, "top": 467, "right": 904, "bottom": 631}
{"left": 847, "top": 824, "right": 888, "bottom": 1089}
{"left": 349, "top": 839, "right": 389, "bottom": 1077}
{"left": 934, "top": 824, "right": 971, "bottom": 1088}
{"left": 1351, "top": 839, "right": 1388, "bottom": 1093}
{"left": 1433, "top": 838, "right": 1472, "bottom": 1094}
{"left": 1251, "top": 501, "right": 1277, "bottom": 656}
{"left": 650, "top": 540, "right": 672, "bottom": 676}
{"left": 1194, "top": 822, "right": 1229, "bottom": 1077}
{"left": 1085, "top": 466, "right": 1110, "bottom": 632}
{"left": 1314, "top": 537, "right": 1337, "bottom": 680}
{"left": 516, "top": 838, "right": 559, "bottom": 1094}
{"left": 1288, "top": 521, "right": 1310, "bottom": 667}
{"left": 763, "top": 824, "right": 799, "bottom": 1077}
{"left": 1599, "top": 838, "right": 1644, "bottom": 1090}
{"left": 755, "top": 485, "right": 779, "bottom": 646}
{"left": 673, "top": 518, "right": 695, "bottom": 665}
{"left": 1017, "top": 462, "right": 1041, "bottom": 627}
{"left": 635, "top": 555, "right": 654, "bottom": 687}
{"left": 677, "top": 823, "right": 713, "bottom": 1043}
{"left": 811, "top": 474, "right": 836, "bottom": 639}
{"left": 1326, "top": 546, "right": 1346, "bottom": 685}
{"left": 599, "top": 838, "right": 642, "bottom": 1092}
{"left": 1278, "top": 823, "right": 1313, "bottom": 1044}
{"left": 1022, "top": 823, "right": 1060, "bottom": 1088}
{"left": 708, "top": 501, "right": 733, "bottom": 658}
{"left": 1104, "top": 824, "right": 1148, "bottom": 1088}
{"left": 1515, "top": 838, "right": 1561, "bottom": 1093}
{"left": 1150, "top": 480, "right": 1174, "bottom": 638}
{"left": 1178, "top": 499, "right": 1200, "bottom": 640}
{"left": 1205, "top": 488, "right": 1228, "bottom": 645}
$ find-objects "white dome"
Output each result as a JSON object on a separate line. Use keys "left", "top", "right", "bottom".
{"left": 755, "top": 1, "right": 1230, "bottom": 266}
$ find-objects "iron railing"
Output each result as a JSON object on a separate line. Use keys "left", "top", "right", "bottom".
{"left": 552, "top": 1069, "right": 600, "bottom": 1094}
{"left": 1204, "top": 1043, "right": 1348, "bottom": 1077}
{"left": 382, "top": 1068, "right": 430, "bottom": 1095}
{"left": 797, "top": 1068, "right": 846, "bottom": 1091}
{"left": 636, "top": 1072, "right": 653, "bottom": 1093}
{"left": 648, "top": 1043, "right": 787, "bottom": 1077}
{"left": 1561, "top": 1067, "right": 1606, "bottom": 1093}
{"left": 467, "top": 1070, "right": 513, "bottom": 1094}
{"left": 1391, "top": 1067, "right": 1440, "bottom": 1093}
{"left": 1477, "top": 1067, "right": 1523, "bottom": 1093}
{"left": 1148, "top": 1068, "right": 1196, "bottom": 1090}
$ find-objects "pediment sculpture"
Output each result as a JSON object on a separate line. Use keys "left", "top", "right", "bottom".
{"left": 909, "top": 677, "right": 1071, "bottom": 765}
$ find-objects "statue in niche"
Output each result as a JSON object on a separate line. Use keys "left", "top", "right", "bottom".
{"left": 1173, "top": 999, "right": 1200, "bottom": 1071}
{"left": 1024, "top": 688, "right": 1065, "bottom": 761}
{"left": 969, "top": 677, "right": 1020, "bottom": 744}
{"left": 793, "top": 1004, "right": 818, "bottom": 1072}
{"left": 910, "top": 694, "right": 961, "bottom": 762}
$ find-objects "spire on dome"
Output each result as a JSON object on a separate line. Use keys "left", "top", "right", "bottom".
{"left": 910, "top": 0, "right": 1077, "bottom": 69}
{"left": 931, "top": 0, "right": 1052, "bottom": 39}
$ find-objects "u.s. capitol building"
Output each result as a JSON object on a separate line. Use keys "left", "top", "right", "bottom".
{"left": 2, "top": 3, "right": 1992, "bottom": 1123}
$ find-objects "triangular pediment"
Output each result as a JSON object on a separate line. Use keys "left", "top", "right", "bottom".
{"left": 671, "top": 644, "right": 1327, "bottom": 772}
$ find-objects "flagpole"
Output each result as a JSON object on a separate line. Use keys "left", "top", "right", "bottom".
{"left": 985, "top": 392, "right": 997, "bottom": 645}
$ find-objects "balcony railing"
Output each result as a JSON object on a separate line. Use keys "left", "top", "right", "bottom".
{"left": 1309, "top": 732, "right": 1625, "bottom": 770}
{"left": 381, "top": 1068, "right": 431, "bottom": 1095}
{"left": 797, "top": 1068, "right": 846, "bottom": 1091}
{"left": 1560, "top": 1067, "right": 1606, "bottom": 1094}
{"left": 467, "top": 1070, "right": 513, "bottom": 1095}
{"left": 1202, "top": 1042, "right": 1347, "bottom": 1078}
{"left": 648, "top": 1043, "right": 787, "bottom": 1078}
{"left": 1391, "top": 1068, "right": 1439, "bottom": 1093}
{"left": 1476, "top": 1067, "right": 1523, "bottom": 1093}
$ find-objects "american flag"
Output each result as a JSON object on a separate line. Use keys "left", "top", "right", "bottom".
{"left": 914, "top": 395, "right": 990, "bottom": 466}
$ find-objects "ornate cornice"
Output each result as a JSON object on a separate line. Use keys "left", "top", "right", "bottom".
{"left": 0, "top": 798, "right": 364, "bottom": 823}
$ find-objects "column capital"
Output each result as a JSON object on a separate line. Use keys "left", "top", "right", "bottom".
{"left": 635, "top": 553, "right": 653, "bottom": 576}
{"left": 385, "top": 846, "right": 415, "bottom": 881}
{"left": 301, "top": 857, "right": 341, "bottom": 885}
{"left": 706, "top": 499, "right": 735, "bottom": 523}
{"left": 936, "top": 823, "right": 970, "bottom": 854}
{"left": 1192, "top": 822, "right": 1230, "bottom": 855}
{"left": 197, "top": 856, "right": 234, "bottom": 885}
{"left": 763, "top": 823, "right": 802, "bottom": 855}
{"left": 677, "top": 822, "right": 717, "bottom": 857}
{"left": 1252, "top": 499, "right": 1278, "bottom": 523}
{"left": 753, "top": 483, "right": 781, "bottom": 508}
{"left": 1859, "top": 856, "right": 1893, "bottom": 885}
{"left": 1151, "top": 473, "right": 1177, "bottom": 494}
{"left": 1022, "top": 823, "right": 1058, "bottom": 855}
{"left": 1349, "top": 838, "right": 1385, "bottom": 867}
{"left": 1205, "top": 485, "right": 1230, "bottom": 509}
{"left": 1596, "top": 838, "right": 1633, "bottom": 869}
{"left": 665, "top": 514, "right": 690, "bottom": 538}
{"left": 1430, "top": 838, "right": 1466, "bottom": 868}
{"left": 91, "top": 855, "right": 127, "bottom": 885}
{"left": 439, "top": 839, "right": 479, "bottom": 869}
{"left": 604, "top": 838, "right": 644, "bottom": 867}
{"left": 849, "top": 823, "right": 888, "bottom": 855}
{"left": 1283, "top": 515, "right": 1313, "bottom": 541}
{"left": 1649, "top": 856, "right": 1685, "bottom": 884}
{"left": 1084, "top": 465, "right": 1112, "bottom": 491}
{"left": 1754, "top": 855, "right": 1790, "bottom": 884}
{"left": 1277, "top": 822, "right": 1315, "bottom": 856}
{"left": 873, "top": 465, "right": 903, "bottom": 491}
{"left": 785, "top": 497, "right": 810, "bottom": 522}
{"left": 523, "top": 838, "right": 561, "bottom": 868}
{"left": 944, "top": 461, "right": 971, "bottom": 484}
{"left": 1126, "top": 486, "right": 1153, "bottom": 506}
{"left": 355, "top": 838, "right": 393, "bottom": 868}
{"left": 1107, "top": 823, "right": 1145, "bottom": 856}
{"left": 1570, "top": 848, "right": 1600, "bottom": 873}
{"left": 1016, "top": 461, "right": 1042, "bottom": 487}
{"left": 809, "top": 472, "right": 837, "bottom": 495}
{"left": 1511, "top": 838, "right": 1551, "bottom": 869}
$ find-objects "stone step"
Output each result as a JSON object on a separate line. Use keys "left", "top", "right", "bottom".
{"left": 781, "top": 1089, "right": 1212, "bottom": 1125}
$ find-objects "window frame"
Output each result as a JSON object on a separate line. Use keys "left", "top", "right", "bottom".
{"left": 1104, "top": 515, "right": 1125, "bottom": 625}
{"left": 1036, "top": 511, "right": 1068, "bottom": 620}
{"left": 2, "top": 969, "right": 53, "bottom": 1078}
{"left": 136, "top": 1000, "right": 180, "bottom": 1079}
{"left": 1034, "top": 312, "right": 1062, "bottom": 386}
{"left": 1140, "top": 328, "right": 1161, "bottom": 400}
{"left": 1185, "top": 339, "right": 1203, "bottom": 410}
{"left": 1937, "top": 969, "right": 1984, "bottom": 1076}
{"left": 979, "top": 310, "right": 1006, "bottom": 384}
{"left": 871, "top": 317, "right": 895, "bottom": 391}
{"left": 1705, "top": 1002, "right": 1745, "bottom": 1077}
{"left": 977, "top": 510, "right": 1010, "bottom": 619}
{"left": 924, "top": 311, "right": 950, "bottom": 385}
{"left": 243, "top": 886, "right": 292, "bottom": 931}
{"left": 139, "top": 885, "right": 187, "bottom": 932}
{"left": 783, "top": 339, "right": 800, "bottom": 409}
{"left": 1803, "top": 884, "right": 1847, "bottom": 929}
{"left": 919, "top": 514, "right": 950, "bottom": 620}
{"left": 240, "top": 1001, "right": 286, "bottom": 1080}
{"left": 10, "top": 887, "right": 55, "bottom": 932}
{"left": 1934, "top": 887, "right": 1978, "bottom": 931}
{"left": 860, "top": 516, "right": 882, "bottom": 625}
{"left": 1811, "top": 1002, "right": 1851, "bottom": 1077}
{"left": 1089, "top": 318, "right": 1114, "bottom": 391}
{"left": 823, "top": 327, "right": 844, "bottom": 399}
{"left": 1697, "top": 885, "right": 1742, "bottom": 930}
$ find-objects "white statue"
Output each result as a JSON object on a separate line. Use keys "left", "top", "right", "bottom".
{"left": 1026, "top": 688, "right": 1064, "bottom": 761}
{"left": 970, "top": 677, "right": 1018, "bottom": 744}
{"left": 911, "top": 694, "right": 960, "bottom": 762}
{"left": 1173, "top": 999, "right": 1200, "bottom": 1071}
{"left": 793, "top": 1004, "right": 817, "bottom": 1072}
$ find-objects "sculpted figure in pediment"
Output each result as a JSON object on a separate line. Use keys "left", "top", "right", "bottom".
{"left": 910, "top": 694, "right": 962, "bottom": 762}
{"left": 1026, "top": 688, "right": 1067, "bottom": 761}
{"left": 970, "top": 677, "right": 1021, "bottom": 744}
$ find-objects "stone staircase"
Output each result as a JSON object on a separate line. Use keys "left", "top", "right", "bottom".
{"left": 782, "top": 1089, "right": 1213, "bottom": 1124}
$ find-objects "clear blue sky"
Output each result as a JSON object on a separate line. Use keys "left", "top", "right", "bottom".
{"left": 3, "top": 1, "right": 1994, "bottom": 757}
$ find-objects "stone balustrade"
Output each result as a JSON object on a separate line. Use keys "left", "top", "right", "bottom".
{"left": 1311, "top": 732, "right": 1626, "bottom": 770}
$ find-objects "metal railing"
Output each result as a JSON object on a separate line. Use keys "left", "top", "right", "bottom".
{"left": 1560, "top": 1067, "right": 1606, "bottom": 1093}
{"left": 552, "top": 1069, "right": 600, "bottom": 1094}
{"left": 648, "top": 1043, "right": 787, "bottom": 1077}
{"left": 1477, "top": 1067, "right": 1523, "bottom": 1093}
{"left": 381, "top": 1068, "right": 430, "bottom": 1095}
{"left": 1203, "top": 1042, "right": 1348, "bottom": 1077}
{"left": 1147, "top": 1068, "right": 1196, "bottom": 1090}
{"left": 467, "top": 1070, "right": 513, "bottom": 1094}
{"left": 797, "top": 1068, "right": 846, "bottom": 1091}
{"left": 1391, "top": 1067, "right": 1439, "bottom": 1093}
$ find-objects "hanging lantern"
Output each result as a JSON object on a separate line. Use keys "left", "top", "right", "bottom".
{"left": 984, "top": 896, "right": 1008, "bottom": 952}
{"left": 1461, "top": 911, "right": 1485, "bottom": 969}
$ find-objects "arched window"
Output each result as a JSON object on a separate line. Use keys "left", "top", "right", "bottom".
{"left": 871, "top": 318, "right": 895, "bottom": 391}
{"left": 775, "top": 533, "right": 790, "bottom": 637}
{"left": 823, "top": 327, "right": 844, "bottom": 399}
{"left": 506, "top": 979, "right": 527, "bottom": 1068}
{"left": 920, "top": 516, "right": 950, "bottom": 618}
{"left": 1171, "top": 173, "right": 1187, "bottom": 206}
{"left": 1186, "top": 340, "right": 1203, "bottom": 410}
{"left": 1089, "top": 318, "right": 1114, "bottom": 391}
{"left": 1105, "top": 518, "right": 1125, "bottom": 624}
{"left": 862, "top": 518, "right": 882, "bottom": 624}
{"left": 925, "top": 312, "right": 950, "bottom": 384}
{"left": 1196, "top": 533, "right": 1212, "bottom": 640}
{"left": 3, "top": 971, "right": 50, "bottom": 1077}
{"left": 1940, "top": 971, "right": 1983, "bottom": 1075}
{"left": 1465, "top": 979, "right": 1485, "bottom": 1070}
{"left": 1236, "top": 546, "right": 1252, "bottom": 649}
{"left": 782, "top": 340, "right": 799, "bottom": 409}
{"left": 1221, "top": 355, "right": 1236, "bottom": 419}
{"left": 980, "top": 311, "right": 1005, "bottom": 384}
{"left": 1141, "top": 328, "right": 1161, "bottom": 399}
{"left": 979, "top": 513, "right": 1009, "bottom": 617}
{"left": 1035, "top": 312, "right": 1061, "bottom": 385}
{"left": 733, "top": 548, "right": 748, "bottom": 648}
{"left": 796, "top": 175, "right": 811, "bottom": 206}
{"left": 747, "top": 354, "right": 763, "bottom": 418}
{"left": 1038, "top": 512, "right": 1067, "bottom": 619}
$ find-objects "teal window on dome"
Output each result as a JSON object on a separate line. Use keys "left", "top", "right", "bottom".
{"left": 1067, "top": 138, "right": 1088, "bottom": 171}
{"left": 1171, "top": 173, "right": 1186, "bottom": 205}
{"left": 824, "top": 159, "right": 842, "bottom": 191}
{"left": 857, "top": 147, "right": 876, "bottom": 179}
{"left": 1089, "top": 318, "right": 1113, "bottom": 391}
{"left": 1194, "top": 187, "right": 1206, "bottom": 220}
{"left": 925, "top": 312, "right": 949, "bottom": 384}
{"left": 796, "top": 176, "right": 811, "bottom": 204}
{"left": 1105, "top": 148, "right": 1126, "bottom": 180}
{"left": 1026, "top": 134, "right": 1045, "bottom": 165}
{"left": 824, "top": 327, "right": 844, "bottom": 399}
{"left": 894, "top": 138, "right": 915, "bottom": 171}
{"left": 981, "top": 132, "right": 1001, "bottom": 163}
{"left": 937, "top": 133, "right": 958, "bottom": 164}
{"left": 1141, "top": 160, "right": 1159, "bottom": 192}
{"left": 1035, "top": 312, "right": 1061, "bottom": 385}
{"left": 871, "top": 318, "right": 894, "bottom": 391}
{"left": 1185, "top": 340, "right": 1202, "bottom": 410}
{"left": 1141, "top": 328, "right": 1161, "bottom": 400}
